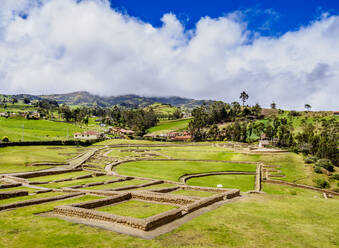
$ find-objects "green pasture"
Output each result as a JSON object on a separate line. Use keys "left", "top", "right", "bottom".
{"left": 0, "top": 146, "right": 82, "bottom": 173}
{"left": 147, "top": 118, "right": 192, "bottom": 134}
{"left": 0, "top": 103, "right": 35, "bottom": 113}
{"left": 0, "top": 117, "right": 86, "bottom": 141}
{"left": 187, "top": 175, "right": 255, "bottom": 192}
{"left": 116, "top": 161, "right": 257, "bottom": 182}
{"left": 97, "top": 200, "right": 177, "bottom": 219}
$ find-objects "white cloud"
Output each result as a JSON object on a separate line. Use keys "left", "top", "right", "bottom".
{"left": 0, "top": 0, "right": 338, "bottom": 110}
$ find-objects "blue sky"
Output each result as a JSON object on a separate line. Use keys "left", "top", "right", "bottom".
{"left": 109, "top": 0, "right": 339, "bottom": 36}
{"left": 0, "top": 0, "right": 339, "bottom": 109}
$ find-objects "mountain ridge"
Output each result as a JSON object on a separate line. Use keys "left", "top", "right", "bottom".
{"left": 2, "top": 91, "right": 212, "bottom": 109}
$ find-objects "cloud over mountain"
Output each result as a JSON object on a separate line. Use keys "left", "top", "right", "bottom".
{"left": 0, "top": 0, "right": 338, "bottom": 110}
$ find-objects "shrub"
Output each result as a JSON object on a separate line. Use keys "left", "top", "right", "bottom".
{"left": 314, "top": 178, "right": 330, "bottom": 188}
{"left": 1, "top": 136, "right": 9, "bottom": 142}
{"left": 332, "top": 174, "right": 339, "bottom": 180}
{"left": 288, "top": 147, "right": 299, "bottom": 154}
{"left": 304, "top": 156, "right": 317, "bottom": 164}
{"left": 314, "top": 166, "right": 322, "bottom": 174}
{"left": 315, "top": 159, "right": 334, "bottom": 172}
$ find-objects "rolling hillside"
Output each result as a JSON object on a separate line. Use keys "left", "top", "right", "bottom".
{"left": 1, "top": 91, "right": 212, "bottom": 109}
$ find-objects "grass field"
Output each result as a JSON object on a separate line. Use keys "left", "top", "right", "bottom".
{"left": 0, "top": 192, "right": 337, "bottom": 247}
{"left": 116, "top": 161, "right": 257, "bottom": 181}
{"left": 187, "top": 175, "right": 255, "bottom": 192}
{"left": 0, "top": 146, "right": 83, "bottom": 173}
{"left": 0, "top": 117, "right": 87, "bottom": 141}
{"left": 0, "top": 141, "right": 338, "bottom": 247}
{"left": 147, "top": 118, "right": 192, "bottom": 135}
{"left": 97, "top": 200, "right": 177, "bottom": 218}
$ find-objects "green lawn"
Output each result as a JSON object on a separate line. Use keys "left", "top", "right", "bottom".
{"left": 97, "top": 200, "right": 177, "bottom": 219}
{"left": 0, "top": 142, "right": 338, "bottom": 247}
{"left": 170, "top": 190, "right": 216, "bottom": 197}
{"left": 187, "top": 175, "right": 255, "bottom": 192}
{"left": 28, "top": 171, "right": 92, "bottom": 182}
{"left": 0, "top": 191, "right": 337, "bottom": 247}
{"left": 262, "top": 183, "right": 323, "bottom": 197}
{"left": 82, "top": 179, "right": 148, "bottom": 190}
{"left": 147, "top": 118, "right": 192, "bottom": 135}
{"left": 158, "top": 147, "right": 260, "bottom": 161}
{"left": 116, "top": 161, "right": 257, "bottom": 182}
{"left": 0, "top": 146, "right": 82, "bottom": 173}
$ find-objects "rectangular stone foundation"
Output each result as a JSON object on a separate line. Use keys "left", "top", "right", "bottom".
{"left": 53, "top": 189, "right": 240, "bottom": 231}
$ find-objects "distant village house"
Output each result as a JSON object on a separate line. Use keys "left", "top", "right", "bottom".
{"left": 74, "top": 131, "right": 103, "bottom": 140}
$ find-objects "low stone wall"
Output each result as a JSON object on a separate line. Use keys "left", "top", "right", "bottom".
{"left": 71, "top": 193, "right": 131, "bottom": 209}
{"left": 0, "top": 190, "right": 28, "bottom": 200}
{"left": 14, "top": 168, "right": 82, "bottom": 179}
{"left": 144, "top": 208, "right": 183, "bottom": 230}
{"left": 254, "top": 163, "right": 262, "bottom": 192}
{"left": 36, "top": 189, "right": 53, "bottom": 194}
{"left": 184, "top": 194, "right": 224, "bottom": 213}
{"left": 53, "top": 187, "right": 240, "bottom": 232}
{"left": 223, "top": 189, "right": 241, "bottom": 199}
{"left": 54, "top": 205, "right": 149, "bottom": 230}
{"left": 0, "top": 183, "right": 22, "bottom": 189}
{"left": 0, "top": 193, "right": 84, "bottom": 211}
{"left": 150, "top": 186, "right": 180, "bottom": 193}
{"left": 131, "top": 191, "right": 196, "bottom": 205}
{"left": 29, "top": 162, "right": 69, "bottom": 167}
{"left": 112, "top": 180, "right": 164, "bottom": 192}
{"left": 180, "top": 171, "right": 256, "bottom": 184}
{"left": 179, "top": 185, "right": 232, "bottom": 193}
{"left": 2, "top": 175, "right": 28, "bottom": 184}
{"left": 67, "top": 178, "right": 128, "bottom": 189}
{"left": 73, "top": 174, "right": 93, "bottom": 180}
{"left": 265, "top": 179, "right": 339, "bottom": 196}
{"left": 61, "top": 188, "right": 121, "bottom": 197}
